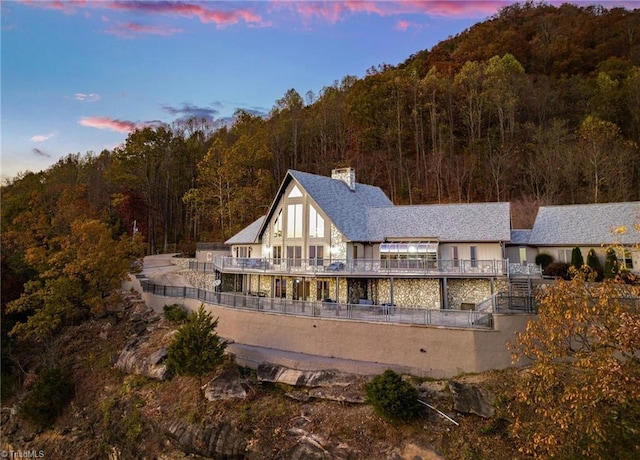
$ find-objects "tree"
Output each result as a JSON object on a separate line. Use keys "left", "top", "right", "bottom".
{"left": 166, "top": 305, "right": 226, "bottom": 406}
{"left": 604, "top": 247, "right": 619, "bottom": 279}
{"left": 510, "top": 275, "right": 640, "bottom": 458}
{"left": 570, "top": 246, "right": 584, "bottom": 268}
{"left": 364, "top": 369, "right": 422, "bottom": 423}
{"left": 7, "top": 218, "right": 143, "bottom": 344}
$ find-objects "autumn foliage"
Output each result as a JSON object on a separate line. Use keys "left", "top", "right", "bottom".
{"left": 509, "top": 275, "right": 640, "bottom": 458}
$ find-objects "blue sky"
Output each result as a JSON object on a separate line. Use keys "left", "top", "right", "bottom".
{"left": 2, "top": 1, "right": 638, "bottom": 181}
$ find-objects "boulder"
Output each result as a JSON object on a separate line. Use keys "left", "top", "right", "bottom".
{"left": 257, "top": 364, "right": 367, "bottom": 403}
{"left": 393, "top": 442, "right": 445, "bottom": 460}
{"left": 165, "top": 419, "right": 246, "bottom": 459}
{"left": 204, "top": 369, "right": 249, "bottom": 401}
{"left": 115, "top": 337, "right": 171, "bottom": 380}
{"left": 450, "top": 380, "right": 495, "bottom": 418}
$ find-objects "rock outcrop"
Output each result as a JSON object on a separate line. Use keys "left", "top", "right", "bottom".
{"left": 450, "top": 380, "right": 496, "bottom": 418}
{"left": 115, "top": 336, "right": 171, "bottom": 380}
{"left": 165, "top": 419, "right": 247, "bottom": 459}
{"left": 257, "top": 364, "right": 367, "bottom": 403}
{"left": 204, "top": 368, "right": 250, "bottom": 401}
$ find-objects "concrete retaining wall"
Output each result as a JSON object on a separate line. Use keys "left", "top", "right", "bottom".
{"left": 141, "top": 291, "right": 533, "bottom": 379}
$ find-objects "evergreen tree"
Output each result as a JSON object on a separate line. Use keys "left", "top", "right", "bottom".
{"left": 604, "top": 248, "right": 619, "bottom": 279}
{"left": 166, "top": 305, "right": 226, "bottom": 406}
{"left": 570, "top": 247, "right": 584, "bottom": 268}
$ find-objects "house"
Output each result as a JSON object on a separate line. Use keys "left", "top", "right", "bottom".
{"left": 511, "top": 202, "right": 640, "bottom": 274}
{"left": 217, "top": 168, "right": 514, "bottom": 310}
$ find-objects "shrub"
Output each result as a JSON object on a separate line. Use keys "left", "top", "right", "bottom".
{"left": 19, "top": 367, "right": 75, "bottom": 428}
{"left": 604, "top": 248, "right": 619, "bottom": 279}
{"left": 585, "top": 249, "right": 604, "bottom": 281}
{"left": 364, "top": 369, "right": 422, "bottom": 423}
{"left": 570, "top": 247, "right": 584, "bottom": 268}
{"left": 544, "top": 262, "right": 570, "bottom": 280}
{"left": 163, "top": 303, "right": 188, "bottom": 323}
{"left": 535, "top": 253, "right": 554, "bottom": 270}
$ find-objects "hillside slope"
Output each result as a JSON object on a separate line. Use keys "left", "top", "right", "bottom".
{"left": 1, "top": 291, "right": 523, "bottom": 460}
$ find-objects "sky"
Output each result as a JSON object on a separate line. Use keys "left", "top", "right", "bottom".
{"left": 2, "top": 1, "right": 639, "bottom": 181}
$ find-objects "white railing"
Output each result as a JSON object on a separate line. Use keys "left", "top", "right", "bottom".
{"left": 201, "top": 257, "right": 509, "bottom": 276}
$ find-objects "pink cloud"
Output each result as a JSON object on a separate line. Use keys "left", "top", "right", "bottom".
{"left": 396, "top": 20, "right": 410, "bottom": 31}
{"left": 287, "top": 0, "right": 511, "bottom": 24}
{"left": 79, "top": 116, "right": 137, "bottom": 133}
{"left": 21, "top": 0, "right": 263, "bottom": 27}
{"left": 107, "top": 1, "right": 262, "bottom": 26}
{"left": 20, "top": 0, "right": 87, "bottom": 14}
{"left": 105, "top": 22, "right": 184, "bottom": 38}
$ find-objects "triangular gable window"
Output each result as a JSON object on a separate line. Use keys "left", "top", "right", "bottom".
{"left": 288, "top": 185, "right": 303, "bottom": 198}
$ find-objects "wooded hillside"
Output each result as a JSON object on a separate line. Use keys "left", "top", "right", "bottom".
{"left": 2, "top": 2, "right": 639, "bottom": 275}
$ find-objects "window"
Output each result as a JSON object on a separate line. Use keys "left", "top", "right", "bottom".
{"left": 287, "top": 204, "right": 303, "bottom": 238}
{"left": 287, "top": 245, "right": 302, "bottom": 267}
{"left": 236, "top": 246, "right": 249, "bottom": 258}
{"left": 288, "top": 185, "right": 303, "bottom": 198}
{"left": 276, "top": 278, "right": 286, "bottom": 298}
{"left": 619, "top": 249, "right": 634, "bottom": 269}
{"left": 273, "top": 210, "right": 282, "bottom": 238}
{"left": 470, "top": 246, "right": 478, "bottom": 268}
{"left": 452, "top": 246, "right": 459, "bottom": 267}
{"left": 519, "top": 247, "right": 527, "bottom": 265}
{"left": 380, "top": 241, "right": 438, "bottom": 268}
{"left": 316, "top": 280, "right": 329, "bottom": 300}
{"left": 273, "top": 246, "right": 282, "bottom": 263}
{"left": 309, "top": 245, "right": 324, "bottom": 264}
{"left": 558, "top": 249, "right": 572, "bottom": 263}
{"left": 309, "top": 205, "right": 325, "bottom": 238}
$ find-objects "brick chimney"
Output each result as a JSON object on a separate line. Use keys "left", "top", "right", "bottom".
{"left": 331, "top": 167, "right": 356, "bottom": 191}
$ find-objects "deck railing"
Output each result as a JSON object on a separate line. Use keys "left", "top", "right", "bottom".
{"left": 189, "top": 256, "right": 509, "bottom": 276}
{"left": 139, "top": 279, "right": 494, "bottom": 329}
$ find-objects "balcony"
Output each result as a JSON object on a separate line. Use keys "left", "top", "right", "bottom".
{"left": 189, "top": 257, "right": 510, "bottom": 277}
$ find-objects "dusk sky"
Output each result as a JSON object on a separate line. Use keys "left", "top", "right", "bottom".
{"left": 2, "top": 0, "right": 639, "bottom": 181}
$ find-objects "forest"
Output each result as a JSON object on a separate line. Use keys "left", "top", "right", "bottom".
{"left": 2, "top": 2, "right": 640, "bottom": 306}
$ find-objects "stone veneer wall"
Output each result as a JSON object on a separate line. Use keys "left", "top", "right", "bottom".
{"left": 183, "top": 269, "right": 217, "bottom": 290}
{"left": 375, "top": 279, "right": 441, "bottom": 309}
{"left": 447, "top": 279, "right": 493, "bottom": 309}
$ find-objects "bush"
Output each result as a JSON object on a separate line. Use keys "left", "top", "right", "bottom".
{"left": 585, "top": 249, "right": 604, "bottom": 281}
{"left": 364, "top": 369, "right": 422, "bottom": 423}
{"left": 19, "top": 367, "right": 75, "bottom": 428}
{"left": 570, "top": 247, "right": 584, "bottom": 268}
{"left": 604, "top": 248, "right": 619, "bottom": 279}
{"left": 535, "top": 253, "right": 554, "bottom": 270}
{"left": 163, "top": 304, "right": 188, "bottom": 323}
{"left": 544, "top": 262, "right": 570, "bottom": 280}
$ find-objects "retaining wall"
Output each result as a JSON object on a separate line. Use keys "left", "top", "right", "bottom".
{"left": 140, "top": 289, "right": 533, "bottom": 379}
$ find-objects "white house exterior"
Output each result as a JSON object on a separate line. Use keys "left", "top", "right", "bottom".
{"left": 218, "top": 168, "right": 513, "bottom": 310}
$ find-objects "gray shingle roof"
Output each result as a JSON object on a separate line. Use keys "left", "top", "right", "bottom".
{"left": 224, "top": 216, "right": 265, "bottom": 245}
{"left": 510, "top": 230, "right": 532, "bottom": 245}
{"left": 226, "top": 170, "right": 513, "bottom": 245}
{"left": 365, "top": 203, "right": 512, "bottom": 242}
{"left": 286, "top": 170, "right": 393, "bottom": 241}
{"left": 529, "top": 202, "right": 640, "bottom": 246}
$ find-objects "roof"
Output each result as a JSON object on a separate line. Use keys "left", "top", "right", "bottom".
{"left": 226, "top": 170, "right": 513, "bottom": 245}
{"left": 510, "top": 230, "right": 532, "bottom": 245}
{"left": 529, "top": 202, "right": 640, "bottom": 246}
{"left": 257, "top": 169, "right": 393, "bottom": 241}
{"left": 365, "top": 203, "right": 512, "bottom": 242}
{"left": 225, "top": 216, "right": 265, "bottom": 245}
